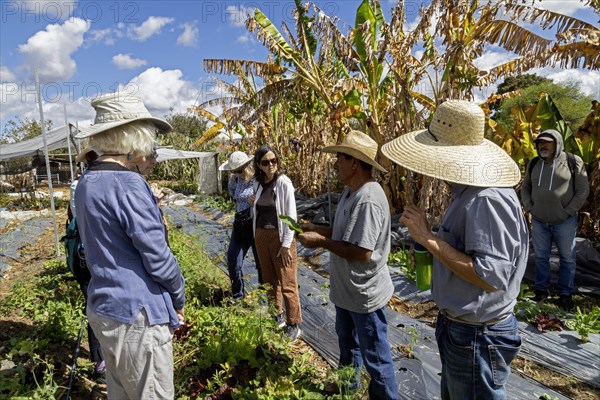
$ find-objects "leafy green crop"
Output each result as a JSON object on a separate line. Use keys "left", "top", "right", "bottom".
{"left": 279, "top": 214, "right": 303, "bottom": 234}
{"left": 565, "top": 306, "right": 600, "bottom": 342}
{"left": 388, "top": 249, "right": 415, "bottom": 282}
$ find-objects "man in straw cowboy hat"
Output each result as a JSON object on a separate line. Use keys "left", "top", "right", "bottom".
{"left": 74, "top": 92, "right": 185, "bottom": 399}
{"left": 381, "top": 100, "right": 528, "bottom": 400}
{"left": 298, "top": 130, "right": 399, "bottom": 399}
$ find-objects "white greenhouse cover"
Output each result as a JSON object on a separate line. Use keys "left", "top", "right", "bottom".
{"left": 0, "top": 125, "right": 75, "bottom": 162}
{"left": 156, "top": 148, "right": 216, "bottom": 162}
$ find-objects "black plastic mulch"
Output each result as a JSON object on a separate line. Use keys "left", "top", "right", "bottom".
{"left": 0, "top": 216, "right": 54, "bottom": 277}
{"left": 163, "top": 205, "right": 584, "bottom": 400}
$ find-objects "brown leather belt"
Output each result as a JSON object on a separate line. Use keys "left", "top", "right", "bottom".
{"left": 441, "top": 309, "right": 510, "bottom": 326}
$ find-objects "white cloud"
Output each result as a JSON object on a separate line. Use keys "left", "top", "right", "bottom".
{"left": 121, "top": 67, "right": 199, "bottom": 116}
{"left": 87, "top": 24, "right": 127, "bottom": 46}
{"left": 0, "top": 82, "right": 33, "bottom": 125}
{"left": 473, "top": 51, "right": 519, "bottom": 72}
{"left": 0, "top": 82, "right": 95, "bottom": 136}
{"left": 532, "top": 0, "right": 589, "bottom": 16}
{"left": 112, "top": 53, "right": 147, "bottom": 70}
{"left": 87, "top": 28, "right": 116, "bottom": 46}
{"left": 18, "top": 17, "right": 90, "bottom": 82}
{"left": 226, "top": 5, "right": 254, "bottom": 28}
{"left": 236, "top": 33, "right": 251, "bottom": 44}
{"left": 533, "top": 67, "right": 600, "bottom": 99}
{"left": 0, "top": 66, "right": 17, "bottom": 82}
{"left": 177, "top": 23, "right": 199, "bottom": 47}
{"left": 129, "top": 16, "right": 174, "bottom": 41}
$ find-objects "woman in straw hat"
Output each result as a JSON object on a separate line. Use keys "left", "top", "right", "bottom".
{"left": 73, "top": 93, "right": 185, "bottom": 399}
{"left": 219, "top": 151, "right": 262, "bottom": 299}
{"left": 251, "top": 144, "right": 302, "bottom": 341}
{"left": 381, "top": 100, "right": 528, "bottom": 400}
{"left": 297, "top": 130, "right": 399, "bottom": 399}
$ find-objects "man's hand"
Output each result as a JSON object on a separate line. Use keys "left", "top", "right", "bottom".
{"left": 297, "top": 231, "right": 324, "bottom": 248}
{"left": 400, "top": 205, "right": 434, "bottom": 244}
{"left": 301, "top": 222, "right": 318, "bottom": 232}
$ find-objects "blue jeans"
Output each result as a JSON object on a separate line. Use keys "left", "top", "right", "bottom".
{"left": 532, "top": 215, "right": 577, "bottom": 295}
{"left": 227, "top": 231, "right": 261, "bottom": 299}
{"left": 335, "top": 306, "right": 399, "bottom": 400}
{"left": 435, "top": 312, "right": 521, "bottom": 400}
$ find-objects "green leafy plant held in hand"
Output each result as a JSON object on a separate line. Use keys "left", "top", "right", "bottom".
{"left": 279, "top": 214, "right": 303, "bottom": 233}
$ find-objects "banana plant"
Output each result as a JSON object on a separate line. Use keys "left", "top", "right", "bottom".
{"left": 574, "top": 100, "right": 600, "bottom": 166}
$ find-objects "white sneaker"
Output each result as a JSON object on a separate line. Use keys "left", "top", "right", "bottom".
{"left": 276, "top": 313, "right": 286, "bottom": 328}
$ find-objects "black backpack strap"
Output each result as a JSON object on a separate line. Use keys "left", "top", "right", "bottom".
{"left": 527, "top": 156, "right": 539, "bottom": 177}
{"left": 528, "top": 153, "right": 576, "bottom": 178}
{"left": 566, "top": 152, "right": 576, "bottom": 177}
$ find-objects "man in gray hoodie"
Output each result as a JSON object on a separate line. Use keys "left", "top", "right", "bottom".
{"left": 521, "top": 129, "right": 589, "bottom": 310}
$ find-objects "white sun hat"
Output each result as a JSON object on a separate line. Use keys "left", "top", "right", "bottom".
{"left": 219, "top": 151, "right": 253, "bottom": 171}
{"left": 74, "top": 93, "right": 171, "bottom": 139}
{"left": 321, "top": 129, "right": 387, "bottom": 173}
{"left": 381, "top": 100, "right": 520, "bottom": 187}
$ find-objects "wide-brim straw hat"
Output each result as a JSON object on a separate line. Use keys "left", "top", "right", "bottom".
{"left": 322, "top": 130, "right": 387, "bottom": 173}
{"left": 219, "top": 151, "right": 253, "bottom": 171}
{"left": 74, "top": 93, "right": 172, "bottom": 139}
{"left": 381, "top": 100, "right": 520, "bottom": 187}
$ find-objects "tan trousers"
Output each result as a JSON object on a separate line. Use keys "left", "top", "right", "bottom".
{"left": 88, "top": 308, "right": 174, "bottom": 399}
{"left": 254, "top": 228, "right": 302, "bottom": 324}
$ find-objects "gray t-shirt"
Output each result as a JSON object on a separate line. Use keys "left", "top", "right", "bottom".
{"left": 330, "top": 182, "right": 393, "bottom": 314}
{"left": 433, "top": 184, "right": 529, "bottom": 323}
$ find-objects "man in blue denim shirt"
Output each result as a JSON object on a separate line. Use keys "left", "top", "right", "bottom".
{"left": 382, "top": 100, "right": 528, "bottom": 400}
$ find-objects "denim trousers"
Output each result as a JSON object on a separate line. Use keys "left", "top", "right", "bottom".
{"left": 227, "top": 230, "right": 262, "bottom": 299}
{"left": 435, "top": 312, "right": 521, "bottom": 400}
{"left": 532, "top": 215, "right": 577, "bottom": 295}
{"left": 335, "top": 305, "right": 399, "bottom": 400}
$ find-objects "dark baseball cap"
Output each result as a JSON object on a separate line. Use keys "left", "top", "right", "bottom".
{"left": 535, "top": 133, "right": 555, "bottom": 142}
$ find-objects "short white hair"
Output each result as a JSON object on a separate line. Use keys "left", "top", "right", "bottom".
{"left": 88, "top": 121, "right": 156, "bottom": 156}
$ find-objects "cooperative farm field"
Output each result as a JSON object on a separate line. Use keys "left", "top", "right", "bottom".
{"left": 1, "top": 189, "right": 599, "bottom": 399}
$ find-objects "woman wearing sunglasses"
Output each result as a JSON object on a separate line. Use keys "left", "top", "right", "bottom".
{"left": 251, "top": 145, "right": 302, "bottom": 341}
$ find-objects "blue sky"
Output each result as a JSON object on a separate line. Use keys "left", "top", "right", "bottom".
{"left": 0, "top": 0, "right": 598, "bottom": 138}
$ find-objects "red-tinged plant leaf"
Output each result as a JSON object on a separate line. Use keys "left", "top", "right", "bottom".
{"left": 531, "top": 313, "right": 564, "bottom": 332}
{"left": 189, "top": 376, "right": 207, "bottom": 398}
{"left": 205, "top": 383, "right": 233, "bottom": 400}
{"left": 173, "top": 321, "right": 193, "bottom": 341}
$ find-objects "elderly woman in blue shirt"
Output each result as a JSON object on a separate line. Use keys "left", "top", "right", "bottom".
{"left": 74, "top": 93, "right": 185, "bottom": 399}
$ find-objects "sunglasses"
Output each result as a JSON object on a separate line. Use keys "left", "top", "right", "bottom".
{"left": 148, "top": 143, "right": 159, "bottom": 159}
{"left": 260, "top": 158, "right": 278, "bottom": 167}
